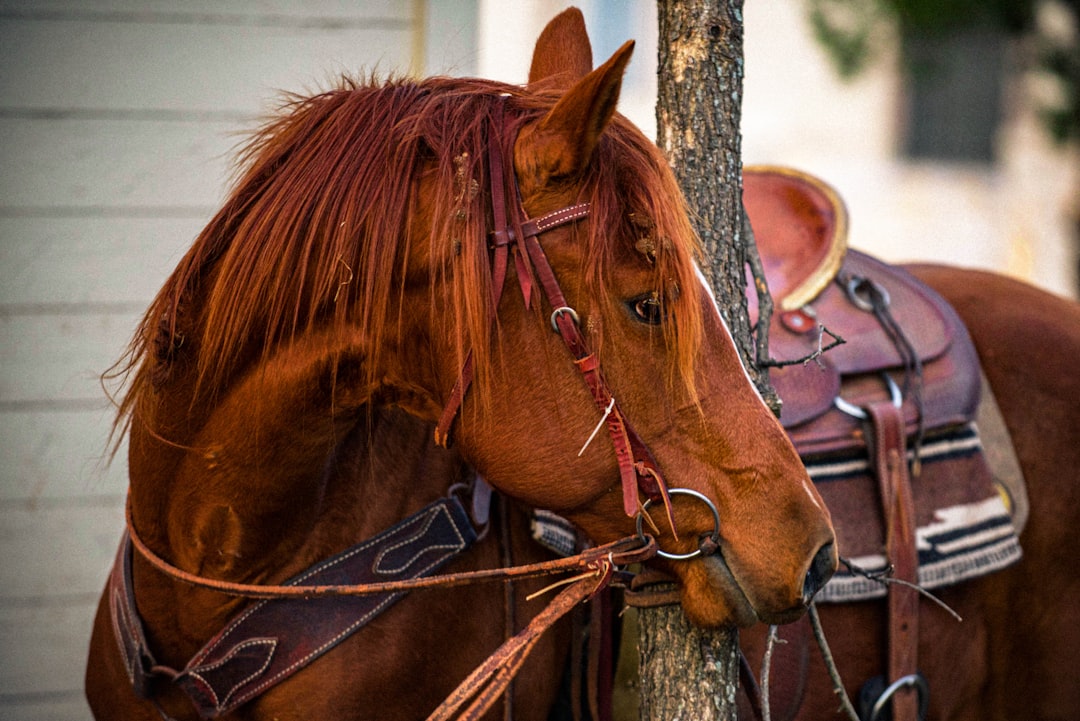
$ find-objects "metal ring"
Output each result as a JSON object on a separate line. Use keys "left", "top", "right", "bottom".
{"left": 635, "top": 488, "right": 721, "bottom": 561}
{"left": 845, "top": 275, "right": 891, "bottom": 312}
{"left": 834, "top": 373, "right": 902, "bottom": 419}
{"left": 868, "top": 673, "right": 930, "bottom": 721}
{"left": 550, "top": 306, "right": 579, "bottom": 332}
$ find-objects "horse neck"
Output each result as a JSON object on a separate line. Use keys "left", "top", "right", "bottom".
{"left": 125, "top": 324, "right": 464, "bottom": 648}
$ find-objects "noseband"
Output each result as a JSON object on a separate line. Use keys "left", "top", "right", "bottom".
{"left": 434, "top": 99, "right": 676, "bottom": 529}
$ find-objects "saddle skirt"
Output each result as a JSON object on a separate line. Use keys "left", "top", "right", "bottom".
{"left": 744, "top": 165, "right": 1023, "bottom": 603}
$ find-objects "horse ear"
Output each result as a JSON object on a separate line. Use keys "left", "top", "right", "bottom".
{"left": 528, "top": 7, "right": 593, "bottom": 87}
{"left": 520, "top": 40, "right": 634, "bottom": 186}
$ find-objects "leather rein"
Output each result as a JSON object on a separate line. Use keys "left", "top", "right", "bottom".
{"left": 119, "top": 492, "right": 656, "bottom": 720}
{"left": 124, "top": 495, "right": 654, "bottom": 602}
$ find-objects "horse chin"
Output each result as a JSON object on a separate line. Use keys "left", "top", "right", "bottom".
{"left": 676, "top": 555, "right": 759, "bottom": 629}
{"left": 676, "top": 555, "right": 809, "bottom": 629}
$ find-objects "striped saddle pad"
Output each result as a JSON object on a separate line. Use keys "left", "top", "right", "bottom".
{"left": 805, "top": 422, "right": 1021, "bottom": 603}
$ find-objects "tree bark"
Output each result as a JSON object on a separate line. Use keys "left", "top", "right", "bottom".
{"left": 637, "top": 1, "right": 752, "bottom": 719}
{"left": 637, "top": 604, "right": 740, "bottom": 720}
{"left": 655, "top": 0, "right": 755, "bottom": 377}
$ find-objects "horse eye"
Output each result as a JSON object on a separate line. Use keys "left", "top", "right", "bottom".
{"left": 629, "top": 295, "right": 663, "bottom": 325}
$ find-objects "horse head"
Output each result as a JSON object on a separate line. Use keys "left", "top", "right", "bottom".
{"left": 418, "top": 9, "right": 836, "bottom": 627}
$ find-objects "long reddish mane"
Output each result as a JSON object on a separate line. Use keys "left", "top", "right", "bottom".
{"left": 112, "top": 75, "right": 704, "bottom": 430}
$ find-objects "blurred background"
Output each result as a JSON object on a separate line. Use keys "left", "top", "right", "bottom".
{"left": 1, "top": 1, "right": 1076, "bottom": 718}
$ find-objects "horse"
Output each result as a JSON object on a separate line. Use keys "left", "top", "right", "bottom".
{"left": 736, "top": 173, "right": 1080, "bottom": 720}
{"left": 84, "top": 9, "right": 837, "bottom": 720}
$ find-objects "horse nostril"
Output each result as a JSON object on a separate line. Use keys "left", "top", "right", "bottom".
{"left": 802, "top": 541, "right": 836, "bottom": 605}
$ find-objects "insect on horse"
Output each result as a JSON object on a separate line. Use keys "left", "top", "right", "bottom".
{"left": 85, "top": 9, "right": 836, "bottom": 720}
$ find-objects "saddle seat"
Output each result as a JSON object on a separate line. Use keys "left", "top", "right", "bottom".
{"left": 745, "top": 166, "right": 976, "bottom": 455}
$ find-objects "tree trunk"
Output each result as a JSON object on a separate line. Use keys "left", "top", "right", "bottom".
{"left": 637, "top": 1, "right": 751, "bottom": 719}
{"left": 656, "top": 0, "right": 755, "bottom": 378}
{"left": 637, "top": 604, "right": 740, "bottom": 720}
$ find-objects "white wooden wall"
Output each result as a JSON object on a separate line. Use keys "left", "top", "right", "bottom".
{"left": 0, "top": 2, "right": 476, "bottom": 718}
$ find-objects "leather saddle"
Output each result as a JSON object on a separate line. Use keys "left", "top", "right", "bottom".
{"left": 745, "top": 166, "right": 976, "bottom": 456}
{"left": 744, "top": 165, "right": 1023, "bottom": 597}
{"left": 742, "top": 166, "right": 1024, "bottom": 721}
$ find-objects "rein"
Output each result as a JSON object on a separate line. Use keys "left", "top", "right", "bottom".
{"left": 434, "top": 98, "right": 676, "bottom": 529}
{"left": 122, "top": 496, "right": 656, "bottom": 720}
{"left": 124, "top": 496, "right": 655, "bottom": 601}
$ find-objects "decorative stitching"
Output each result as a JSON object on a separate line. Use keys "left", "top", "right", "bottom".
{"left": 373, "top": 505, "right": 467, "bottom": 575}
{"left": 533, "top": 203, "right": 590, "bottom": 233}
{"left": 187, "top": 499, "right": 465, "bottom": 667}
{"left": 230, "top": 543, "right": 466, "bottom": 709}
{"left": 185, "top": 637, "right": 278, "bottom": 712}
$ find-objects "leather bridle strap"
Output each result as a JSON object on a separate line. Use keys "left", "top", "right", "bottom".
{"left": 433, "top": 102, "right": 589, "bottom": 449}
{"left": 518, "top": 211, "right": 673, "bottom": 526}
{"left": 435, "top": 98, "right": 675, "bottom": 528}
{"left": 428, "top": 576, "right": 596, "bottom": 721}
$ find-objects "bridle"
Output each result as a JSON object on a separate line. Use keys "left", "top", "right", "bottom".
{"left": 434, "top": 97, "right": 677, "bottom": 531}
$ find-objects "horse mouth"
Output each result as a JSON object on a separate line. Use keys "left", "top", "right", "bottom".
{"left": 679, "top": 553, "right": 759, "bottom": 628}
{"left": 676, "top": 552, "right": 812, "bottom": 629}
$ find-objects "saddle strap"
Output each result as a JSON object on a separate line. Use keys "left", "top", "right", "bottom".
{"left": 866, "top": 400, "right": 920, "bottom": 721}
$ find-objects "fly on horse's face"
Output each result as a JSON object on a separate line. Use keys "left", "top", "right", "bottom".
{"left": 428, "top": 18, "right": 837, "bottom": 628}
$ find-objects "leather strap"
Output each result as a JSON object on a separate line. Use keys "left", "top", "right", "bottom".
{"left": 112, "top": 495, "right": 481, "bottom": 719}
{"left": 427, "top": 579, "right": 596, "bottom": 721}
{"left": 587, "top": 587, "right": 614, "bottom": 721}
{"left": 124, "top": 500, "right": 651, "bottom": 601}
{"left": 976, "top": 370, "right": 1029, "bottom": 534}
{"left": 109, "top": 534, "right": 162, "bottom": 701}
{"left": 116, "top": 487, "right": 657, "bottom": 719}
{"left": 423, "top": 536, "right": 655, "bottom": 721}
{"left": 433, "top": 100, "right": 590, "bottom": 448}
{"left": 519, "top": 224, "right": 673, "bottom": 527}
{"left": 866, "top": 400, "right": 919, "bottom": 721}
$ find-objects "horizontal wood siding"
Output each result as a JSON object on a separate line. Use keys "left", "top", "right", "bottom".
{"left": 0, "top": 2, "right": 437, "bottom": 717}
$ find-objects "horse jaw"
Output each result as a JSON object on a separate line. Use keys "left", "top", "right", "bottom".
{"left": 670, "top": 532, "right": 836, "bottom": 629}
{"left": 677, "top": 555, "right": 759, "bottom": 628}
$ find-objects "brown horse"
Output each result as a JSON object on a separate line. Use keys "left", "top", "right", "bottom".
{"left": 85, "top": 9, "right": 835, "bottom": 720}
{"left": 738, "top": 261, "right": 1080, "bottom": 715}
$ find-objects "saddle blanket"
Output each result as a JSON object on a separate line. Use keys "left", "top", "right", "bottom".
{"left": 808, "top": 422, "right": 1022, "bottom": 603}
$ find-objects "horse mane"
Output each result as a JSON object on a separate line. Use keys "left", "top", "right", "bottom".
{"left": 110, "top": 74, "right": 704, "bottom": 435}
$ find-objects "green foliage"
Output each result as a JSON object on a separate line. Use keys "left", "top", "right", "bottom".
{"left": 1038, "top": 6, "right": 1080, "bottom": 142}
{"left": 883, "top": 0, "right": 1036, "bottom": 35}
{"left": 806, "top": 0, "right": 1078, "bottom": 143}
{"left": 807, "top": 0, "right": 889, "bottom": 77}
